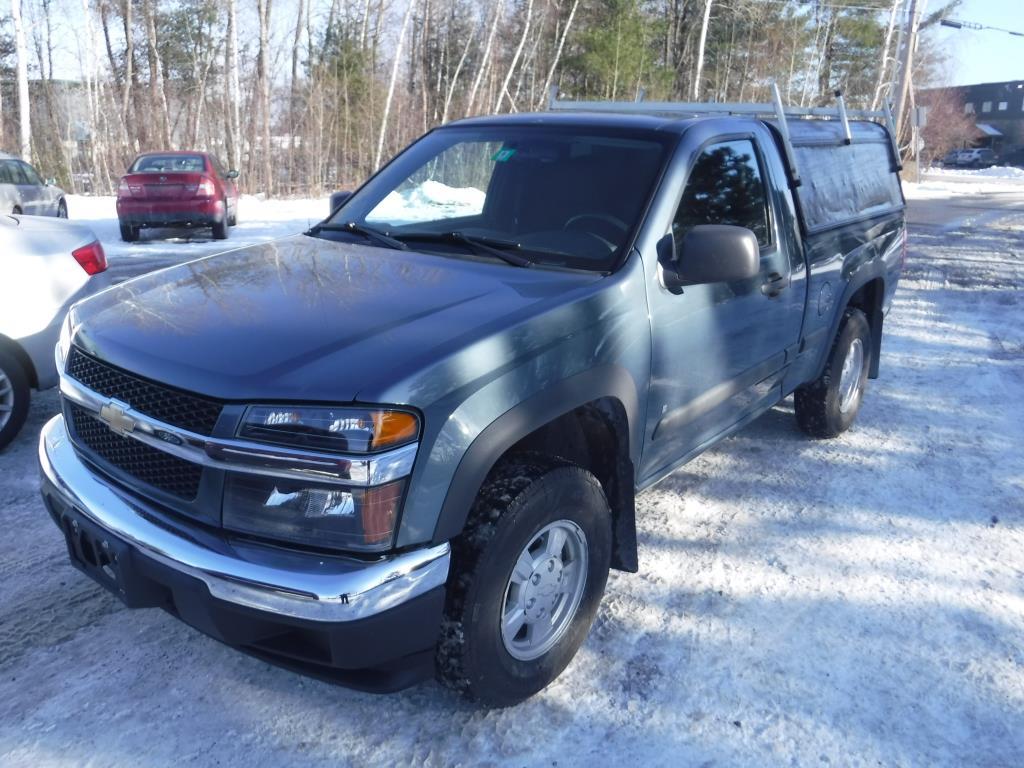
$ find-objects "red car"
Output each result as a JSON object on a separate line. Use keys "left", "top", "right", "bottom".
{"left": 116, "top": 151, "right": 239, "bottom": 242}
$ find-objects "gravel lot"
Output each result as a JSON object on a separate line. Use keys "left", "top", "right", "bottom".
{"left": 1, "top": 188, "right": 1022, "bottom": 767}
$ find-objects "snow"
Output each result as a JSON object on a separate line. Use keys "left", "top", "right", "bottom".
{"left": 904, "top": 167, "right": 1024, "bottom": 200}
{"left": 367, "top": 180, "right": 486, "bottom": 225}
{"left": 2, "top": 191, "right": 1023, "bottom": 765}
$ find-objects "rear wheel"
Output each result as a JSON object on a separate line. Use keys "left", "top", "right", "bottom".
{"left": 119, "top": 221, "right": 139, "bottom": 242}
{"left": 795, "top": 308, "right": 871, "bottom": 438}
{"left": 11, "top": 206, "right": 22, "bottom": 215}
{"left": 436, "top": 453, "right": 612, "bottom": 707}
{"left": 0, "top": 348, "right": 30, "bottom": 451}
{"left": 212, "top": 202, "right": 229, "bottom": 239}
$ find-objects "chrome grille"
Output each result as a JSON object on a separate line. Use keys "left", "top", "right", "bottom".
{"left": 66, "top": 346, "right": 222, "bottom": 435}
{"left": 68, "top": 402, "right": 203, "bottom": 501}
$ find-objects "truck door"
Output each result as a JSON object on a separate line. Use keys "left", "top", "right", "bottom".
{"left": 639, "top": 130, "right": 806, "bottom": 485}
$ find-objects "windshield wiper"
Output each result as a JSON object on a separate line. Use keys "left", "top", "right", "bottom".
{"left": 307, "top": 221, "right": 408, "bottom": 251}
{"left": 393, "top": 231, "right": 534, "bottom": 267}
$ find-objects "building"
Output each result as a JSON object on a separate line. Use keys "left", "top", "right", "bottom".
{"left": 920, "top": 79, "right": 1024, "bottom": 157}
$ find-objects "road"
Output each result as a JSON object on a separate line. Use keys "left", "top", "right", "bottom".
{"left": 1, "top": 191, "right": 1022, "bottom": 767}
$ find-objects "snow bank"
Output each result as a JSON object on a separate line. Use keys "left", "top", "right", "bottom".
{"left": 367, "top": 180, "right": 486, "bottom": 225}
{"left": 932, "top": 165, "right": 1024, "bottom": 180}
{"left": 903, "top": 166, "right": 1024, "bottom": 200}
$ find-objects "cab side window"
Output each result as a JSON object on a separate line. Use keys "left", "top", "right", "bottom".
{"left": 0, "top": 161, "right": 13, "bottom": 184}
{"left": 673, "top": 139, "right": 770, "bottom": 250}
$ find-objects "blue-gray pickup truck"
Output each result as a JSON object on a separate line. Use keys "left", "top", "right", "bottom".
{"left": 40, "top": 100, "right": 905, "bottom": 706}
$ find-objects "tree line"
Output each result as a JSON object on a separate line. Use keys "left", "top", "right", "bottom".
{"left": 0, "top": 0, "right": 959, "bottom": 197}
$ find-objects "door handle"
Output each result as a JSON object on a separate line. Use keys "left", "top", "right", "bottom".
{"left": 761, "top": 272, "right": 789, "bottom": 297}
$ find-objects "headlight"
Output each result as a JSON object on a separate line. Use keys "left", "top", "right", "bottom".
{"left": 238, "top": 405, "right": 418, "bottom": 453}
{"left": 56, "top": 313, "right": 73, "bottom": 369}
{"left": 227, "top": 405, "right": 420, "bottom": 552}
{"left": 223, "top": 474, "right": 407, "bottom": 552}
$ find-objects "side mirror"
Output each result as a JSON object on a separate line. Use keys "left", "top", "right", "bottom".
{"left": 226, "top": 170, "right": 240, "bottom": 180}
{"left": 660, "top": 225, "right": 760, "bottom": 292}
{"left": 330, "top": 190, "right": 352, "bottom": 214}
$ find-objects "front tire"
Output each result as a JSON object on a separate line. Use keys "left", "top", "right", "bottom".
{"left": 57, "top": 199, "right": 68, "bottom": 218}
{"left": 795, "top": 308, "right": 871, "bottom": 438}
{"left": 0, "top": 347, "right": 30, "bottom": 451}
{"left": 436, "top": 453, "right": 612, "bottom": 707}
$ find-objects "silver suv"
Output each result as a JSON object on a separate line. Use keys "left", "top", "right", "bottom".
{"left": 957, "top": 148, "right": 996, "bottom": 168}
{"left": 0, "top": 153, "right": 68, "bottom": 217}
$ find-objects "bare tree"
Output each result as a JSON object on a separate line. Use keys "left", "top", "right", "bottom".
{"left": 11, "top": 0, "right": 31, "bottom": 161}
{"left": 226, "top": 0, "right": 242, "bottom": 171}
{"left": 494, "top": 0, "right": 533, "bottom": 111}
{"left": 256, "top": 0, "right": 273, "bottom": 193}
{"left": 536, "top": 0, "right": 579, "bottom": 110}
{"left": 376, "top": 0, "right": 418, "bottom": 169}
{"left": 693, "top": 0, "right": 713, "bottom": 100}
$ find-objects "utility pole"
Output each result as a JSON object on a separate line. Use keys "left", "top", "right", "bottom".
{"left": 894, "top": 0, "right": 923, "bottom": 141}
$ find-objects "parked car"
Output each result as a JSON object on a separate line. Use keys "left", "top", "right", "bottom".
{"left": 40, "top": 101, "right": 904, "bottom": 706}
{"left": 115, "top": 151, "right": 239, "bottom": 242}
{"left": 0, "top": 214, "right": 109, "bottom": 449}
{"left": 939, "top": 149, "right": 964, "bottom": 167}
{"left": 0, "top": 153, "right": 68, "bottom": 217}
{"left": 956, "top": 148, "right": 996, "bottom": 168}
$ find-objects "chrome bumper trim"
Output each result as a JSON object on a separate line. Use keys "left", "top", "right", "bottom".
{"left": 58, "top": 371, "right": 418, "bottom": 486}
{"left": 39, "top": 415, "right": 449, "bottom": 622}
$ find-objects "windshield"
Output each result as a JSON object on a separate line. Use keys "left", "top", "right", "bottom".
{"left": 130, "top": 154, "right": 207, "bottom": 173}
{"left": 322, "top": 125, "right": 673, "bottom": 271}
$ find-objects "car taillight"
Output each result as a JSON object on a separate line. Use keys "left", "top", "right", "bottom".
{"left": 195, "top": 178, "right": 217, "bottom": 197}
{"left": 117, "top": 179, "right": 131, "bottom": 197}
{"left": 72, "top": 241, "right": 108, "bottom": 275}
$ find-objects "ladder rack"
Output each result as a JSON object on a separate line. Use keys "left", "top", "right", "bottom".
{"left": 547, "top": 84, "right": 903, "bottom": 187}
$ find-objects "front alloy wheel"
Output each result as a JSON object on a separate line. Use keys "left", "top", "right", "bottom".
{"left": 501, "top": 520, "right": 589, "bottom": 661}
{"left": 437, "top": 453, "right": 612, "bottom": 707}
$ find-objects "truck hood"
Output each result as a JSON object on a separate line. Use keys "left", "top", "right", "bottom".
{"left": 70, "top": 235, "right": 602, "bottom": 403}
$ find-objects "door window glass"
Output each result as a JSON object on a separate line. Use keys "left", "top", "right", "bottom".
{"left": 674, "top": 139, "right": 770, "bottom": 248}
{"left": 5, "top": 161, "right": 29, "bottom": 184}
{"left": 19, "top": 162, "right": 42, "bottom": 186}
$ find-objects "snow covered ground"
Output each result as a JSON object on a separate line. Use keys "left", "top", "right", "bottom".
{"left": 1, "top": 185, "right": 1023, "bottom": 766}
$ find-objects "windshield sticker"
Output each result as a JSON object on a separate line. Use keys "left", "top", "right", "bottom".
{"left": 491, "top": 148, "right": 517, "bottom": 163}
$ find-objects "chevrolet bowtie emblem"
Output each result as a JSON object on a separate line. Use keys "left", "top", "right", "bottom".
{"left": 98, "top": 401, "right": 136, "bottom": 437}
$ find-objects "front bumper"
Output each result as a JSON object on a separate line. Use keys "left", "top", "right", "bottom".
{"left": 38, "top": 414, "right": 451, "bottom": 691}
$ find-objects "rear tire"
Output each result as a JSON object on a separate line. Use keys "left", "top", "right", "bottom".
{"left": 119, "top": 221, "right": 139, "bottom": 242}
{"left": 795, "top": 308, "right": 871, "bottom": 438}
{"left": 436, "top": 453, "right": 612, "bottom": 707}
{"left": 11, "top": 206, "right": 22, "bottom": 215}
{"left": 212, "top": 206, "right": 229, "bottom": 240}
{"left": 0, "top": 347, "right": 30, "bottom": 452}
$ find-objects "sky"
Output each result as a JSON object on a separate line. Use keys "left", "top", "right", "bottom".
{"left": 931, "top": 0, "right": 1024, "bottom": 86}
